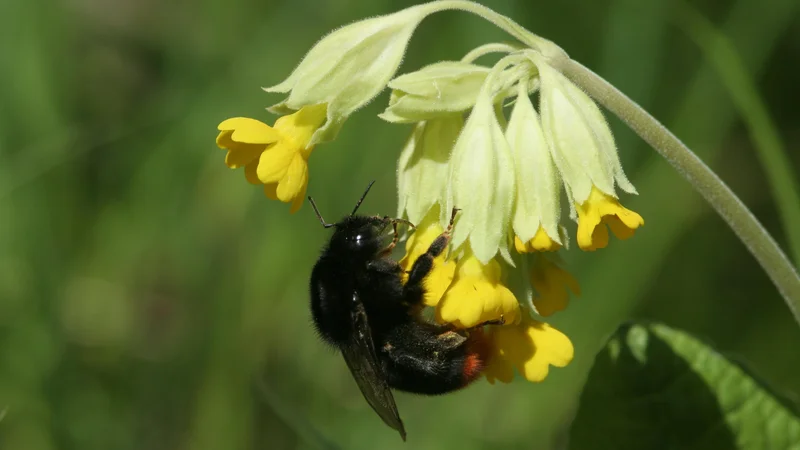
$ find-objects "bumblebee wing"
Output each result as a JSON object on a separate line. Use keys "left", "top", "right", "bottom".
{"left": 340, "top": 296, "right": 406, "bottom": 441}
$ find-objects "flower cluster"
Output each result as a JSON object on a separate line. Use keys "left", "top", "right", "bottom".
{"left": 215, "top": 3, "right": 644, "bottom": 384}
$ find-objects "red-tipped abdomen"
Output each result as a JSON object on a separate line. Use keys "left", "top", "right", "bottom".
{"left": 462, "top": 329, "right": 491, "bottom": 384}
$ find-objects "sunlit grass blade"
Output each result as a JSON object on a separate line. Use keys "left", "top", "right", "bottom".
{"left": 675, "top": 2, "right": 800, "bottom": 267}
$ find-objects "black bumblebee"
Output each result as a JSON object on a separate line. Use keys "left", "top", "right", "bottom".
{"left": 308, "top": 182, "right": 495, "bottom": 440}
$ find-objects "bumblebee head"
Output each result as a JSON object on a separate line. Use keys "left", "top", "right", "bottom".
{"left": 308, "top": 181, "right": 393, "bottom": 257}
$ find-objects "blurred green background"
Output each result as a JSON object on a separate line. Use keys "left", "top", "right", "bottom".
{"left": 1, "top": 0, "right": 799, "bottom": 448}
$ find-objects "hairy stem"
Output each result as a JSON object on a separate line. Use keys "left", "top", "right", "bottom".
{"left": 551, "top": 58, "right": 800, "bottom": 323}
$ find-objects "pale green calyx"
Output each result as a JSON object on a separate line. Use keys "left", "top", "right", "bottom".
{"left": 506, "top": 81, "right": 562, "bottom": 244}
{"left": 380, "top": 61, "right": 490, "bottom": 123}
{"left": 530, "top": 51, "right": 637, "bottom": 205}
{"left": 445, "top": 90, "right": 515, "bottom": 265}
{"left": 397, "top": 115, "right": 463, "bottom": 224}
{"left": 263, "top": 5, "right": 428, "bottom": 145}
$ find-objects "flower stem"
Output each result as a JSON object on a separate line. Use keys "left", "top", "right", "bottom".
{"left": 552, "top": 58, "right": 800, "bottom": 323}
{"left": 421, "top": 1, "right": 564, "bottom": 59}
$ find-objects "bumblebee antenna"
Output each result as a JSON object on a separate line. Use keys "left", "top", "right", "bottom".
{"left": 350, "top": 180, "right": 376, "bottom": 216}
{"left": 307, "top": 196, "right": 335, "bottom": 228}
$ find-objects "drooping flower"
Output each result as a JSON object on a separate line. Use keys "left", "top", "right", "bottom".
{"left": 506, "top": 81, "right": 562, "bottom": 253}
{"left": 216, "top": 104, "right": 327, "bottom": 212}
{"left": 216, "top": 1, "right": 657, "bottom": 389}
{"left": 530, "top": 52, "right": 643, "bottom": 250}
{"left": 484, "top": 316, "right": 574, "bottom": 383}
{"left": 264, "top": 6, "right": 428, "bottom": 144}
{"left": 575, "top": 187, "right": 644, "bottom": 251}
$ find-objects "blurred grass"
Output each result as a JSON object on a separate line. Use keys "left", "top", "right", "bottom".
{"left": 0, "top": 0, "right": 798, "bottom": 449}
{"left": 675, "top": 1, "right": 800, "bottom": 265}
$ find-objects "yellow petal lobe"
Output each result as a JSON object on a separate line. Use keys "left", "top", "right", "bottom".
{"left": 485, "top": 318, "right": 573, "bottom": 383}
{"left": 530, "top": 258, "right": 580, "bottom": 317}
{"left": 576, "top": 187, "right": 643, "bottom": 251}
{"left": 435, "top": 254, "right": 521, "bottom": 328}
{"left": 514, "top": 226, "right": 561, "bottom": 253}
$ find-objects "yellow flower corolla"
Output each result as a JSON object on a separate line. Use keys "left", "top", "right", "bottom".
{"left": 216, "top": 104, "right": 327, "bottom": 213}
{"left": 529, "top": 257, "right": 580, "bottom": 317}
{"left": 435, "top": 251, "right": 521, "bottom": 329}
{"left": 484, "top": 317, "right": 573, "bottom": 383}
{"left": 576, "top": 187, "right": 644, "bottom": 251}
{"left": 399, "top": 208, "right": 456, "bottom": 307}
{"left": 514, "top": 227, "right": 561, "bottom": 253}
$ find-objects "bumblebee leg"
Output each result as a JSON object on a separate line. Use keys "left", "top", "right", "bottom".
{"left": 435, "top": 330, "right": 468, "bottom": 351}
{"left": 403, "top": 208, "right": 459, "bottom": 301}
{"left": 379, "top": 221, "right": 401, "bottom": 255}
{"left": 475, "top": 315, "right": 505, "bottom": 327}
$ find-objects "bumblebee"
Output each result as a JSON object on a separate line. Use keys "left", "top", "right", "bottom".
{"left": 309, "top": 182, "right": 495, "bottom": 440}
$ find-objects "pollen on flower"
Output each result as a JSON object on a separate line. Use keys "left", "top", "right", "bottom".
{"left": 514, "top": 227, "right": 561, "bottom": 253}
{"left": 529, "top": 257, "right": 580, "bottom": 317}
{"left": 484, "top": 318, "right": 573, "bottom": 384}
{"left": 216, "top": 104, "right": 327, "bottom": 213}
{"left": 576, "top": 187, "right": 644, "bottom": 251}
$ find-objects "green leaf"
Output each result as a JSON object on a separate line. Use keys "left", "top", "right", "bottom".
{"left": 570, "top": 323, "right": 800, "bottom": 449}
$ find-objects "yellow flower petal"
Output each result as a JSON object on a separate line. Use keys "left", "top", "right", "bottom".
{"left": 244, "top": 159, "right": 260, "bottom": 185}
{"left": 264, "top": 183, "right": 278, "bottom": 200}
{"left": 257, "top": 141, "right": 296, "bottom": 183}
{"left": 485, "top": 319, "right": 573, "bottom": 383}
{"left": 435, "top": 255, "right": 521, "bottom": 328}
{"left": 218, "top": 117, "right": 282, "bottom": 144}
{"left": 530, "top": 258, "right": 580, "bottom": 317}
{"left": 514, "top": 227, "right": 561, "bottom": 253}
{"left": 216, "top": 129, "right": 267, "bottom": 169}
{"left": 275, "top": 154, "right": 308, "bottom": 203}
{"left": 289, "top": 179, "right": 308, "bottom": 214}
{"left": 576, "top": 186, "right": 643, "bottom": 251}
{"left": 273, "top": 104, "right": 327, "bottom": 158}
{"left": 398, "top": 206, "right": 457, "bottom": 306}
{"left": 421, "top": 260, "right": 455, "bottom": 307}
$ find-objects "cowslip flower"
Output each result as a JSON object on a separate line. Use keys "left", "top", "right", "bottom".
{"left": 264, "top": 5, "right": 428, "bottom": 144}
{"left": 216, "top": 104, "right": 327, "bottom": 212}
{"left": 530, "top": 52, "right": 644, "bottom": 251}
{"left": 506, "top": 81, "right": 562, "bottom": 253}
{"left": 218, "top": 2, "right": 653, "bottom": 386}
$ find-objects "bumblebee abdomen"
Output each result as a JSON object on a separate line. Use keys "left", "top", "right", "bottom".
{"left": 381, "top": 324, "right": 489, "bottom": 395}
